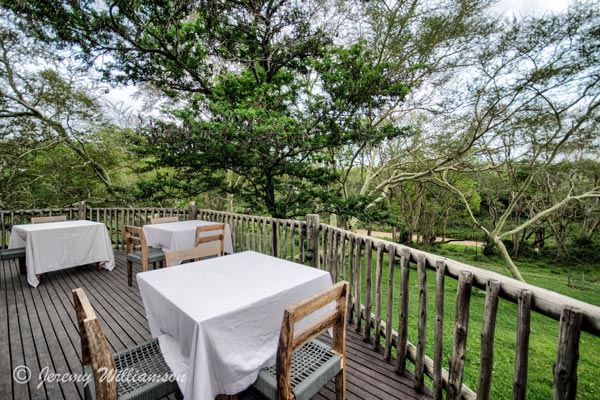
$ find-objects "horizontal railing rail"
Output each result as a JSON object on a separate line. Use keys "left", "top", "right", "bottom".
{"left": 315, "top": 222, "right": 599, "bottom": 400}
{"left": 1, "top": 203, "right": 597, "bottom": 400}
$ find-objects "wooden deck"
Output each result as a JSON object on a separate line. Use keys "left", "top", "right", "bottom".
{"left": 0, "top": 251, "right": 432, "bottom": 400}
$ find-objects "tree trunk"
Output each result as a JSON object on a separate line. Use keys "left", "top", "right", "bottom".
{"left": 533, "top": 227, "right": 545, "bottom": 252}
{"left": 492, "top": 236, "right": 525, "bottom": 282}
{"left": 512, "top": 232, "right": 520, "bottom": 256}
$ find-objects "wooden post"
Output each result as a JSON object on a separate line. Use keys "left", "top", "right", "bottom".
{"left": 447, "top": 270, "right": 473, "bottom": 400}
{"left": 271, "top": 219, "right": 279, "bottom": 257}
{"left": 553, "top": 306, "right": 582, "bottom": 400}
{"left": 513, "top": 289, "right": 532, "bottom": 400}
{"left": 187, "top": 201, "right": 198, "bottom": 220}
{"left": 395, "top": 247, "right": 410, "bottom": 374}
{"left": 433, "top": 260, "right": 446, "bottom": 400}
{"left": 331, "top": 230, "right": 338, "bottom": 282}
{"left": 362, "top": 239, "right": 373, "bottom": 342}
{"left": 77, "top": 201, "right": 86, "bottom": 220}
{"left": 415, "top": 254, "right": 427, "bottom": 392}
{"left": 373, "top": 242, "right": 384, "bottom": 351}
{"left": 354, "top": 238, "right": 362, "bottom": 333}
{"left": 306, "top": 214, "right": 320, "bottom": 269}
{"left": 347, "top": 236, "right": 355, "bottom": 324}
{"left": 384, "top": 245, "right": 395, "bottom": 361}
{"left": 477, "top": 279, "right": 501, "bottom": 400}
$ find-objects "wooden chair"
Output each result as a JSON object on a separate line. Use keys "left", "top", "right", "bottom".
{"left": 149, "top": 216, "right": 179, "bottom": 224}
{"left": 31, "top": 215, "right": 67, "bottom": 223}
{"left": 194, "top": 223, "right": 226, "bottom": 256}
{"left": 72, "top": 288, "right": 179, "bottom": 400}
{"left": 252, "top": 281, "right": 349, "bottom": 400}
{"left": 0, "top": 247, "right": 26, "bottom": 275}
{"left": 164, "top": 245, "right": 224, "bottom": 267}
{"left": 123, "top": 225, "right": 165, "bottom": 286}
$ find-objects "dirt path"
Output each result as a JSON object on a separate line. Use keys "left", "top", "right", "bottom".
{"left": 356, "top": 230, "right": 483, "bottom": 247}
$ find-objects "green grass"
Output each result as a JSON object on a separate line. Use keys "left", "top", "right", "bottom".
{"left": 349, "top": 241, "right": 600, "bottom": 400}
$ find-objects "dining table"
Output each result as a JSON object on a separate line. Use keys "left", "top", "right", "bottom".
{"left": 137, "top": 250, "right": 333, "bottom": 399}
{"left": 8, "top": 220, "right": 115, "bottom": 287}
{"left": 143, "top": 219, "right": 234, "bottom": 254}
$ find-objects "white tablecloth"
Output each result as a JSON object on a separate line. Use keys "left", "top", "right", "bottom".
{"left": 9, "top": 220, "right": 115, "bottom": 287}
{"left": 137, "top": 251, "right": 333, "bottom": 399}
{"left": 143, "top": 220, "right": 234, "bottom": 254}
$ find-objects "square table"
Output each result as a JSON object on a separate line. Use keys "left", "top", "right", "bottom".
{"left": 143, "top": 220, "right": 234, "bottom": 254}
{"left": 137, "top": 251, "right": 333, "bottom": 399}
{"left": 9, "top": 220, "right": 115, "bottom": 287}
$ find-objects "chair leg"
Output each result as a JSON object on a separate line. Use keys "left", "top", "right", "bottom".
{"left": 127, "top": 260, "right": 133, "bottom": 286}
{"left": 174, "top": 388, "right": 184, "bottom": 400}
{"left": 335, "top": 369, "right": 346, "bottom": 400}
{"left": 19, "top": 257, "right": 26, "bottom": 275}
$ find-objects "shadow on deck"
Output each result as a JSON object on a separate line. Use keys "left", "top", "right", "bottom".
{"left": 0, "top": 251, "right": 431, "bottom": 400}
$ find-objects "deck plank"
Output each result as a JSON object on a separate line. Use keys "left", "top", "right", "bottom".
{"left": 34, "top": 269, "right": 83, "bottom": 399}
{"left": 1, "top": 259, "right": 15, "bottom": 399}
{"left": 0, "top": 251, "right": 431, "bottom": 400}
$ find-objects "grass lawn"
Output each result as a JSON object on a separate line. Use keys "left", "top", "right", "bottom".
{"left": 354, "top": 241, "right": 600, "bottom": 399}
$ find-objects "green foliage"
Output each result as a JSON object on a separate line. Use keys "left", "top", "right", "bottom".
{"left": 0, "top": 17, "right": 140, "bottom": 209}
{"left": 130, "top": 16, "right": 410, "bottom": 217}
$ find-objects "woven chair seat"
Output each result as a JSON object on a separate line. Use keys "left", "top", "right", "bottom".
{"left": 127, "top": 248, "right": 165, "bottom": 264}
{"left": 253, "top": 339, "right": 342, "bottom": 400}
{"left": 84, "top": 339, "right": 179, "bottom": 400}
{"left": 0, "top": 247, "right": 26, "bottom": 260}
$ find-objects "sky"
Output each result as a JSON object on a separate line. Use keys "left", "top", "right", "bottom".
{"left": 494, "top": 0, "right": 572, "bottom": 15}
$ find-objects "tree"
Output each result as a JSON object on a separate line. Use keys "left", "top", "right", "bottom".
{"left": 0, "top": 13, "right": 135, "bottom": 208}
{"left": 431, "top": 3, "right": 600, "bottom": 280}
{"left": 3, "top": 0, "right": 411, "bottom": 217}
{"left": 320, "top": 0, "right": 495, "bottom": 228}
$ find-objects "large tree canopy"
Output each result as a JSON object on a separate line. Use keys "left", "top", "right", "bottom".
{"left": 3, "top": 0, "right": 411, "bottom": 217}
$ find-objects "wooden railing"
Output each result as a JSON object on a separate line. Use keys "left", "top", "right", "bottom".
{"left": 1, "top": 203, "right": 598, "bottom": 400}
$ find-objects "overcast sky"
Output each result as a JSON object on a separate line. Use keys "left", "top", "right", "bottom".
{"left": 494, "top": 0, "right": 572, "bottom": 15}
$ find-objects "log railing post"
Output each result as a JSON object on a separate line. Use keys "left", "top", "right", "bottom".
{"left": 395, "top": 247, "right": 410, "bottom": 373}
{"left": 271, "top": 219, "right": 279, "bottom": 257}
{"left": 187, "top": 201, "right": 198, "bottom": 220}
{"left": 415, "top": 253, "right": 428, "bottom": 392}
{"left": 373, "top": 242, "right": 384, "bottom": 351}
{"left": 433, "top": 260, "right": 446, "bottom": 400}
{"left": 77, "top": 201, "right": 86, "bottom": 220}
{"left": 513, "top": 289, "right": 532, "bottom": 400}
{"left": 448, "top": 270, "right": 473, "bottom": 400}
{"left": 354, "top": 238, "right": 362, "bottom": 332}
{"left": 553, "top": 306, "right": 582, "bottom": 400}
{"left": 384, "top": 245, "right": 395, "bottom": 360}
{"left": 477, "top": 279, "right": 500, "bottom": 400}
{"left": 306, "top": 214, "right": 319, "bottom": 269}
{"left": 362, "top": 239, "right": 373, "bottom": 342}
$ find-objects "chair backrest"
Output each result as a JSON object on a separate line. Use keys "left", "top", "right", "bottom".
{"left": 149, "top": 216, "right": 179, "bottom": 224}
{"left": 123, "top": 225, "right": 151, "bottom": 271}
{"left": 31, "top": 215, "right": 67, "bottom": 224}
{"left": 276, "top": 281, "right": 349, "bottom": 397}
{"left": 194, "top": 223, "right": 226, "bottom": 256}
{"left": 164, "top": 245, "right": 224, "bottom": 267}
{"left": 72, "top": 288, "right": 117, "bottom": 399}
